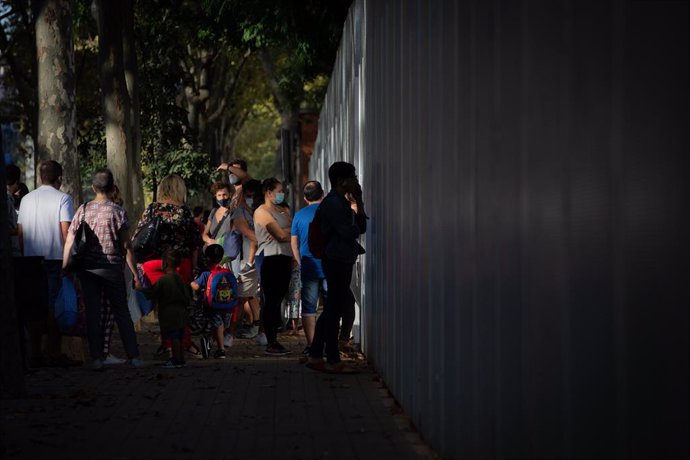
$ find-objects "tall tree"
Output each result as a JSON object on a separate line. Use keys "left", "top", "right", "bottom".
{"left": 94, "top": 0, "right": 133, "bottom": 213}
{"left": 34, "top": 0, "right": 80, "bottom": 203}
{"left": 122, "top": 0, "right": 144, "bottom": 218}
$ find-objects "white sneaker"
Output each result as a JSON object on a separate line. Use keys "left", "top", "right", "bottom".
{"left": 103, "top": 354, "right": 126, "bottom": 365}
{"left": 255, "top": 332, "right": 268, "bottom": 346}
{"left": 91, "top": 358, "right": 105, "bottom": 371}
{"left": 224, "top": 334, "right": 234, "bottom": 348}
{"left": 130, "top": 357, "right": 145, "bottom": 368}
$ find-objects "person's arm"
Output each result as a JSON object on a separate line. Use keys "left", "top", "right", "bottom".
{"left": 61, "top": 230, "right": 75, "bottom": 271}
{"left": 291, "top": 235, "right": 301, "bottom": 265}
{"left": 201, "top": 216, "right": 215, "bottom": 245}
{"left": 217, "top": 163, "right": 250, "bottom": 182}
{"left": 119, "top": 228, "right": 139, "bottom": 280}
{"left": 60, "top": 221, "right": 70, "bottom": 246}
{"left": 320, "top": 198, "right": 361, "bottom": 241}
{"left": 255, "top": 208, "right": 291, "bottom": 242}
{"left": 234, "top": 216, "right": 257, "bottom": 266}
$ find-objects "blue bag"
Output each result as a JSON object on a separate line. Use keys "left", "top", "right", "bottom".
{"left": 134, "top": 272, "right": 154, "bottom": 316}
{"left": 55, "top": 277, "right": 78, "bottom": 333}
{"left": 219, "top": 230, "right": 243, "bottom": 260}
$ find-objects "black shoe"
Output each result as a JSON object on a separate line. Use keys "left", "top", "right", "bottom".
{"left": 200, "top": 336, "right": 211, "bottom": 359}
{"left": 213, "top": 349, "right": 226, "bottom": 359}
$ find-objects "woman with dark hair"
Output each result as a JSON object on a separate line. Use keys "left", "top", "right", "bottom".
{"left": 62, "top": 169, "right": 143, "bottom": 370}
{"left": 254, "top": 178, "right": 294, "bottom": 355}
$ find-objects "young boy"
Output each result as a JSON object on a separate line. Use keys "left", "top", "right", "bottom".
{"left": 191, "top": 244, "right": 235, "bottom": 359}
{"left": 136, "top": 250, "right": 190, "bottom": 368}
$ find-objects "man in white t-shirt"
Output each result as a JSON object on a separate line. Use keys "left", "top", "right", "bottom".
{"left": 17, "top": 160, "right": 79, "bottom": 367}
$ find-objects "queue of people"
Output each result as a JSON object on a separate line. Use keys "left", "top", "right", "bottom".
{"left": 8, "top": 157, "right": 367, "bottom": 375}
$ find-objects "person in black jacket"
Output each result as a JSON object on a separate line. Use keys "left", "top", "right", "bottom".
{"left": 307, "top": 162, "right": 366, "bottom": 374}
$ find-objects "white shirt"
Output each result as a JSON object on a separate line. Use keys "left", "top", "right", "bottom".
{"left": 18, "top": 185, "right": 74, "bottom": 260}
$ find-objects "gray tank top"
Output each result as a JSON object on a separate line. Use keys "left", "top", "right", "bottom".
{"left": 256, "top": 206, "right": 292, "bottom": 257}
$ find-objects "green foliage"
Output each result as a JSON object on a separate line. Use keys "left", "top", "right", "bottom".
{"left": 142, "top": 147, "right": 213, "bottom": 198}
{"left": 233, "top": 102, "right": 281, "bottom": 180}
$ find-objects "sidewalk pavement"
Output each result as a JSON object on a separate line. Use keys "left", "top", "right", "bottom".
{"left": 0, "top": 323, "right": 434, "bottom": 460}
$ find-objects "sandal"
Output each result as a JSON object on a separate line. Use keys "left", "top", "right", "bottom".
{"left": 186, "top": 344, "right": 202, "bottom": 356}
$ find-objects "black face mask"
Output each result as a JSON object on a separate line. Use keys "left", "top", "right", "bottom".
{"left": 216, "top": 198, "right": 230, "bottom": 208}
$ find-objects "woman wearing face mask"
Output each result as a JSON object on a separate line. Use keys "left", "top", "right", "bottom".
{"left": 254, "top": 178, "right": 294, "bottom": 356}
{"left": 202, "top": 182, "right": 234, "bottom": 247}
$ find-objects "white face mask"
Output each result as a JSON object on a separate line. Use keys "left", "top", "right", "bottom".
{"left": 229, "top": 173, "right": 241, "bottom": 185}
{"left": 245, "top": 197, "right": 254, "bottom": 208}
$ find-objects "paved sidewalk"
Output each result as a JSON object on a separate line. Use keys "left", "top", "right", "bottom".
{"left": 0, "top": 325, "right": 432, "bottom": 460}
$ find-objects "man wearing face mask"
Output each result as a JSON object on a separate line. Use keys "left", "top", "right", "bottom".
{"left": 306, "top": 162, "right": 367, "bottom": 374}
{"left": 217, "top": 159, "right": 252, "bottom": 212}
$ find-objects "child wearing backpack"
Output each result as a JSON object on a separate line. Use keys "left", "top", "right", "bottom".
{"left": 135, "top": 249, "right": 191, "bottom": 368}
{"left": 191, "top": 244, "right": 239, "bottom": 359}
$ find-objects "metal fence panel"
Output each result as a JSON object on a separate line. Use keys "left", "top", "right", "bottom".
{"left": 311, "top": 1, "right": 689, "bottom": 458}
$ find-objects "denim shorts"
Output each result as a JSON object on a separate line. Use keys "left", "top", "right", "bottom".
{"left": 162, "top": 328, "right": 185, "bottom": 340}
{"left": 300, "top": 276, "right": 326, "bottom": 316}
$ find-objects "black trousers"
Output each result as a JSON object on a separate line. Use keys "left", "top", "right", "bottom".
{"left": 260, "top": 255, "right": 292, "bottom": 345}
{"left": 310, "top": 257, "right": 355, "bottom": 363}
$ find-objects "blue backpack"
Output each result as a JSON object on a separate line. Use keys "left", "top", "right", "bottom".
{"left": 205, "top": 266, "right": 239, "bottom": 311}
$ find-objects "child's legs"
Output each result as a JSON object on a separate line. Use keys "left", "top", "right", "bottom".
{"left": 162, "top": 329, "right": 185, "bottom": 363}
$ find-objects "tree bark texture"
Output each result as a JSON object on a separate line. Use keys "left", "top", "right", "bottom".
{"left": 0, "top": 134, "right": 26, "bottom": 398}
{"left": 95, "top": 0, "right": 133, "bottom": 215}
{"left": 122, "top": 0, "right": 144, "bottom": 218}
{"left": 35, "top": 0, "right": 81, "bottom": 204}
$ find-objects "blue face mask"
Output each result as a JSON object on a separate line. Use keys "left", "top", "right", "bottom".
{"left": 273, "top": 192, "right": 285, "bottom": 205}
{"left": 216, "top": 198, "right": 229, "bottom": 208}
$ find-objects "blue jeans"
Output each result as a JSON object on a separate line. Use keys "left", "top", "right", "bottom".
{"left": 301, "top": 274, "right": 326, "bottom": 317}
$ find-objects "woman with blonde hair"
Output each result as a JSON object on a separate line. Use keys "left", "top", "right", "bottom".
{"left": 133, "top": 174, "right": 202, "bottom": 355}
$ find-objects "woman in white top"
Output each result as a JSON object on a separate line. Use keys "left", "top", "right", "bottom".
{"left": 254, "top": 178, "right": 293, "bottom": 356}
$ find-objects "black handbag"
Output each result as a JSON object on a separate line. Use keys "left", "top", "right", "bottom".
{"left": 64, "top": 204, "right": 88, "bottom": 273}
{"left": 132, "top": 212, "right": 161, "bottom": 263}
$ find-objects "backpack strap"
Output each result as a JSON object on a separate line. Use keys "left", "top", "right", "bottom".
{"left": 209, "top": 209, "right": 230, "bottom": 239}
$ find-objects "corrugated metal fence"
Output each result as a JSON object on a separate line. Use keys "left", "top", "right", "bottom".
{"left": 311, "top": 1, "right": 689, "bottom": 458}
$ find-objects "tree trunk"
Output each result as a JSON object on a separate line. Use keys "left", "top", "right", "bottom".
{"left": 35, "top": 0, "right": 80, "bottom": 204}
{"left": 95, "top": 0, "right": 133, "bottom": 215}
{"left": 122, "top": 0, "right": 144, "bottom": 217}
{"left": 0, "top": 132, "right": 26, "bottom": 398}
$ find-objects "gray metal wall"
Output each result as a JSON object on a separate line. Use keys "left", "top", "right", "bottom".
{"left": 311, "top": 1, "right": 689, "bottom": 458}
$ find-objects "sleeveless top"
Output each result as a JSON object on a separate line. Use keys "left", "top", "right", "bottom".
{"left": 208, "top": 207, "right": 233, "bottom": 239}
{"left": 256, "top": 206, "right": 292, "bottom": 257}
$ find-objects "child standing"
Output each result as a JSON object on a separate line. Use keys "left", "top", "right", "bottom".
{"left": 191, "top": 244, "right": 237, "bottom": 359}
{"left": 136, "top": 250, "right": 190, "bottom": 368}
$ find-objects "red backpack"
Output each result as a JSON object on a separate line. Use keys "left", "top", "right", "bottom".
{"left": 205, "top": 265, "right": 238, "bottom": 311}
